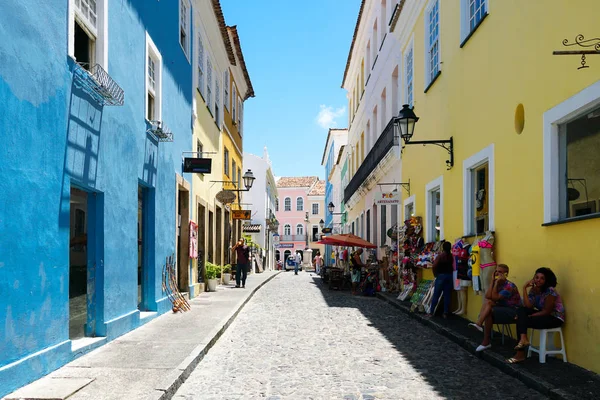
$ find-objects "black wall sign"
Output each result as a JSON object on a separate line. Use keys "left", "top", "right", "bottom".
{"left": 321, "top": 227, "right": 332, "bottom": 234}
{"left": 183, "top": 158, "right": 212, "bottom": 173}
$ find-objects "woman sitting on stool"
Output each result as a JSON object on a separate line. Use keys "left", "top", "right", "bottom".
{"left": 508, "top": 267, "right": 565, "bottom": 364}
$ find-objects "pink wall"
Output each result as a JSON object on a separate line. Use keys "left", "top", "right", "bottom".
{"left": 275, "top": 187, "right": 310, "bottom": 253}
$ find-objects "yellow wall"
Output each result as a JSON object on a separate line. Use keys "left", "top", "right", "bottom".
{"left": 400, "top": 0, "right": 600, "bottom": 372}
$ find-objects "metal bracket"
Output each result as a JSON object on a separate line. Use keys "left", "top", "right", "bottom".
{"left": 181, "top": 151, "right": 217, "bottom": 163}
{"left": 553, "top": 34, "right": 600, "bottom": 69}
{"left": 377, "top": 180, "right": 411, "bottom": 196}
{"left": 404, "top": 137, "right": 454, "bottom": 170}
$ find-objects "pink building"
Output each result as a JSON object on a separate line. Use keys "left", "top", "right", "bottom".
{"left": 275, "top": 176, "right": 324, "bottom": 263}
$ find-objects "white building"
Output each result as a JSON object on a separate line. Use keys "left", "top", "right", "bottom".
{"left": 243, "top": 147, "right": 279, "bottom": 271}
{"left": 341, "top": 0, "right": 406, "bottom": 251}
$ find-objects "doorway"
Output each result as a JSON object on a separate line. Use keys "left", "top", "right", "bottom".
{"left": 177, "top": 188, "right": 190, "bottom": 292}
{"left": 208, "top": 210, "right": 214, "bottom": 262}
{"left": 197, "top": 203, "right": 206, "bottom": 282}
{"left": 224, "top": 209, "right": 231, "bottom": 265}
{"left": 137, "top": 186, "right": 150, "bottom": 310}
{"left": 216, "top": 206, "right": 222, "bottom": 265}
{"left": 69, "top": 187, "right": 102, "bottom": 339}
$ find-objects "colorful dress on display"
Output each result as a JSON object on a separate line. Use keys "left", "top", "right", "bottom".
{"left": 470, "top": 243, "right": 481, "bottom": 293}
{"left": 452, "top": 239, "right": 472, "bottom": 283}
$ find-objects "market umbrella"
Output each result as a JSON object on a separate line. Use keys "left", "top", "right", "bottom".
{"left": 317, "top": 233, "right": 377, "bottom": 249}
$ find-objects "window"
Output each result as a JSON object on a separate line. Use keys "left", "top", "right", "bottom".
{"left": 426, "top": 176, "right": 444, "bottom": 242}
{"left": 557, "top": 105, "right": 600, "bottom": 220}
{"left": 232, "top": 86, "right": 237, "bottom": 122}
{"left": 237, "top": 168, "right": 241, "bottom": 189}
{"left": 360, "top": 132, "right": 365, "bottom": 161}
{"left": 380, "top": 0, "right": 387, "bottom": 45}
{"left": 215, "top": 73, "right": 220, "bottom": 126}
{"left": 366, "top": 209, "right": 371, "bottom": 242}
{"left": 276, "top": 198, "right": 279, "bottom": 212}
{"left": 463, "top": 144, "right": 494, "bottom": 235}
{"left": 296, "top": 197, "right": 304, "bottom": 211}
{"left": 296, "top": 224, "right": 304, "bottom": 235}
{"left": 284, "top": 224, "right": 291, "bottom": 235}
{"left": 312, "top": 225, "right": 319, "bottom": 241}
{"left": 460, "top": 0, "right": 488, "bottom": 44}
{"left": 197, "top": 35, "right": 205, "bottom": 96}
{"left": 224, "top": 71, "right": 229, "bottom": 111}
{"left": 404, "top": 43, "right": 414, "bottom": 107}
{"left": 239, "top": 102, "right": 243, "bottom": 135}
{"left": 352, "top": 221, "right": 355, "bottom": 235}
{"left": 380, "top": 88, "right": 387, "bottom": 133}
{"left": 179, "top": 0, "right": 190, "bottom": 58}
{"left": 360, "top": 213, "right": 365, "bottom": 238}
{"left": 284, "top": 197, "right": 291, "bottom": 211}
{"left": 366, "top": 41, "right": 371, "bottom": 76}
{"left": 224, "top": 148, "right": 229, "bottom": 176}
{"left": 206, "top": 58, "right": 213, "bottom": 113}
{"left": 404, "top": 195, "right": 415, "bottom": 221}
{"left": 425, "top": 0, "right": 440, "bottom": 86}
{"left": 70, "top": 0, "right": 106, "bottom": 70}
{"left": 391, "top": 204, "right": 398, "bottom": 228}
{"left": 380, "top": 205, "right": 387, "bottom": 245}
{"left": 232, "top": 160, "right": 237, "bottom": 184}
{"left": 312, "top": 203, "right": 319, "bottom": 215}
{"left": 145, "top": 34, "right": 162, "bottom": 121}
{"left": 372, "top": 20, "right": 378, "bottom": 68}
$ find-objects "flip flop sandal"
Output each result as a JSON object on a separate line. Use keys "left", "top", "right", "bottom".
{"left": 514, "top": 342, "right": 530, "bottom": 351}
{"left": 507, "top": 357, "right": 525, "bottom": 364}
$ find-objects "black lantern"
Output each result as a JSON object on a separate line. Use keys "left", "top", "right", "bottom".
{"left": 395, "top": 104, "right": 419, "bottom": 143}
{"left": 319, "top": 219, "right": 325, "bottom": 229}
{"left": 328, "top": 202, "right": 335, "bottom": 213}
{"left": 242, "top": 169, "right": 255, "bottom": 190}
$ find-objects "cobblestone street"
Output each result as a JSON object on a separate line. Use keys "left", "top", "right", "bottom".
{"left": 174, "top": 272, "right": 547, "bottom": 400}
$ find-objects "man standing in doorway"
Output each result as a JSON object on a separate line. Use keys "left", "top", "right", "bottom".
{"left": 232, "top": 238, "right": 249, "bottom": 288}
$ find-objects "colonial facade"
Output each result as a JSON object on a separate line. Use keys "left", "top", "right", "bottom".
{"left": 306, "top": 179, "right": 326, "bottom": 261}
{"left": 335, "top": 0, "right": 600, "bottom": 374}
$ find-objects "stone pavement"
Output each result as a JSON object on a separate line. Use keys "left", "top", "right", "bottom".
{"left": 174, "top": 272, "right": 548, "bottom": 399}
{"left": 377, "top": 292, "right": 600, "bottom": 400}
{"left": 4, "top": 271, "right": 280, "bottom": 400}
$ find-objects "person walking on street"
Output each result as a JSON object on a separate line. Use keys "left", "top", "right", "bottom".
{"left": 350, "top": 248, "right": 366, "bottom": 295}
{"left": 294, "top": 251, "right": 302, "bottom": 275}
{"left": 232, "top": 238, "right": 249, "bottom": 288}
{"left": 313, "top": 252, "right": 323, "bottom": 275}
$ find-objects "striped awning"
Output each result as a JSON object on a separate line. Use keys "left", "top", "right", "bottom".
{"left": 242, "top": 224, "right": 262, "bottom": 233}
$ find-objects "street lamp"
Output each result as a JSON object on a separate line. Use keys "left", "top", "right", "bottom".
{"left": 319, "top": 219, "right": 324, "bottom": 230}
{"left": 328, "top": 202, "right": 345, "bottom": 215}
{"left": 393, "top": 104, "right": 454, "bottom": 169}
{"left": 241, "top": 169, "right": 255, "bottom": 191}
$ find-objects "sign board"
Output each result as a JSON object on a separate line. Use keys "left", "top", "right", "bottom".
{"left": 183, "top": 157, "right": 212, "bottom": 173}
{"left": 232, "top": 210, "right": 251, "bottom": 220}
{"left": 321, "top": 227, "right": 332, "bottom": 234}
{"left": 272, "top": 233, "right": 280, "bottom": 244}
{"left": 375, "top": 192, "right": 400, "bottom": 205}
{"left": 278, "top": 243, "right": 294, "bottom": 249}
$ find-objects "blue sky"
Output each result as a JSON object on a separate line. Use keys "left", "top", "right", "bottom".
{"left": 220, "top": 0, "right": 361, "bottom": 179}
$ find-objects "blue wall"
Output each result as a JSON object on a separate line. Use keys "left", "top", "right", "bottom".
{"left": 0, "top": 0, "right": 193, "bottom": 396}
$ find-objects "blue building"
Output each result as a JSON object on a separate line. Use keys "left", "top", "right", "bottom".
{"left": 0, "top": 0, "right": 194, "bottom": 395}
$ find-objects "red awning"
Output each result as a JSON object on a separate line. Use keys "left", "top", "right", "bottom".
{"left": 317, "top": 233, "right": 377, "bottom": 249}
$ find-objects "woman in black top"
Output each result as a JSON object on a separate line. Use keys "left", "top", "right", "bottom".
{"left": 427, "top": 241, "right": 454, "bottom": 318}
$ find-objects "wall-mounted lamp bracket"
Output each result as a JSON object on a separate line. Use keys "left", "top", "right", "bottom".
{"left": 377, "top": 180, "right": 411, "bottom": 196}
{"left": 553, "top": 34, "right": 600, "bottom": 69}
{"left": 403, "top": 137, "right": 453, "bottom": 170}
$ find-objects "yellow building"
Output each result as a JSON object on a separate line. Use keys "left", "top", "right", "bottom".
{"left": 383, "top": 0, "right": 600, "bottom": 373}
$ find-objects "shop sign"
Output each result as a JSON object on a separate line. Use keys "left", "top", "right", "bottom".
{"left": 232, "top": 210, "right": 251, "bottom": 220}
{"left": 278, "top": 243, "right": 294, "bottom": 249}
{"left": 375, "top": 192, "right": 400, "bottom": 205}
{"left": 183, "top": 157, "right": 212, "bottom": 173}
{"left": 321, "top": 227, "right": 332, "bottom": 234}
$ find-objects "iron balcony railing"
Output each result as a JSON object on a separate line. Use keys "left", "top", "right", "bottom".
{"left": 73, "top": 62, "right": 125, "bottom": 106}
{"left": 344, "top": 117, "right": 396, "bottom": 203}
{"left": 280, "top": 234, "right": 308, "bottom": 242}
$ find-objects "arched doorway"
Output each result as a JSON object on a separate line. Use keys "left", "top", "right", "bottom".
{"left": 275, "top": 250, "right": 280, "bottom": 261}
{"left": 284, "top": 250, "right": 291, "bottom": 261}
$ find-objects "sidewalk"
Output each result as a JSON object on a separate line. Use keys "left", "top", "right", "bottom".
{"left": 4, "top": 271, "right": 281, "bottom": 400}
{"left": 377, "top": 292, "right": 600, "bottom": 400}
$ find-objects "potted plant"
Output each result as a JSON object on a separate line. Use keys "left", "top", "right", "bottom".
{"left": 222, "top": 264, "right": 232, "bottom": 285}
{"left": 205, "top": 262, "right": 218, "bottom": 292}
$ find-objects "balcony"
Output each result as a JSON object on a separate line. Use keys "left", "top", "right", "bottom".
{"left": 344, "top": 117, "right": 396, "bottom": 203}
{"left": 73, "top": 62, "right": 125, "bottom": 106}
{"left": 280, "top": 234, "right": 308, "bottom": 242}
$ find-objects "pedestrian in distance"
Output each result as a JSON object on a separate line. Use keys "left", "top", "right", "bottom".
{"left": 294, "top": 251, "right": 302, "bottom": 275}
{"left": 426, "top": 241, "right": 454, "bottom": 319}
{"left": 313, "top": 252, "right": 323, "bottom": 275}
{"left": 350, "top": 248, "right": 366, "bottom": 295}
{"left": 232, "top": 238, "right": 249, "bottom": 288}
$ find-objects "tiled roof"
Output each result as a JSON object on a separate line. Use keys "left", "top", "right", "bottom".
{"left": 243, "top": 224, "right": 262, "bottom": 233}
{"left": 276, "top": 176, "right": 318, "bottom": 188}
{"left": 308, "top": 180, "right": 325, "bottom": 196}
{"left": 341, "top": 0, "right": 366, "bottom": 88}
{"left": 211, "top": 0, "right": 237, "bottom": 65}
{"left": 228, "top": 26, "right": 255, "bottom": 100}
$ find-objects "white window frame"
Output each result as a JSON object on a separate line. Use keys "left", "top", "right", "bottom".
{"left": 145, "top": 33, "right": 162, "bottom": 121}
{"left": 197, "top": 34, "right": 205, "bottom": 97}
{"left": 463, "top": 143, "right": 495, "bottom": 235}
{"left": 312, "top": 203, "right": 319, "bottom": 215}
{"left": 424, "top": 0, "right": 441, "bottom": 88}
{"left": 403, "top": 37, "right": 414, "bottom": 107}
{"left": 179, "top": 0, "right": 191, "bottom": 61}
{"left": 543, "top": 80, "right": 600, "bottom": 224}
{"left": 296, "top": 224, "right": 304, "bottom": 235}
{"left": 68, "top": 0, "right": 108, "bottom": 69}
{"left": 425, "top": 176, "right": 444, "bottom": 242}
{"left": 232, "top": 86, "right": 237, "bottom": 122}
{"left": 403, "top": 194, "right": 416, "bottom": 221}
{"left": 224, "top": 148, "right": 229, "bottom": 176}
{"left": 284, "top": 224, "right": 291, "bottom": 236}
{"left": 206, "top": 58, "right": 213, "bottom": 113}
{"left": 224, "top": 71, "right": 229, "bottom": 111}
{"left": 460, "top": 0, "right": 489, "bottom": 43}
{"left": 232, "top": 159, "right": 237, "bottom": 183}
{"left": 215, "top": 71, "right": 221, "bottom": 126}
{"left": 284, "top": 197, "right": 291, "bottom": 211}
{"left": 296, "top": 197, "right": 304, "bottom": 211}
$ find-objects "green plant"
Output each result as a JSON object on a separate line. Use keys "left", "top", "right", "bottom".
{"left": 205, "top": 262, "right": 218, "bottom": 280}
{"left": 223, "top": 264, "right": 232, "bottom": 273}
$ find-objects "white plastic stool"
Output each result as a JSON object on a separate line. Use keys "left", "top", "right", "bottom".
{"left": 527, "top": 327, "right": 567, "bottom": 363}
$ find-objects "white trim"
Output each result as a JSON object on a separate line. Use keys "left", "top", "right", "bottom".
{"left": 543, "top": 80, "right": 600, "bottom": 223}
{"left": 460, "top": 0, "right": 489, "bottom": 42}
{"left": 296, "top": 196, "right": 304, "bottom": 211}
{"left": 179, "top": 0, "right": 191, "bottom": 62}
{"left": 424, "top": 0, "right": 440, "bottom": 89}
{"left": 403, "top": 194, "right": 416, "bottom": 221}
{"left": 403, "top": 35, "right": 415, "bottom": 107}
{"left": 462, "top": 143, "right": 495, "bottom": 235}
{"left": 284, "top": 197, "right": 292, "bottom": 211}
{"left": 68, "top": 0, "right": 108, "bottom": 69}
{"left": 145, "top": 32, "right": 163, "bottom": 121}
{"left": 425, "top": 175, "right": 444, "bottom": 242}
{"left": 311, "top": 202, "right": 320, "bottom": 215}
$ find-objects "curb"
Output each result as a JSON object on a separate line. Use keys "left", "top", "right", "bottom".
{"left": 376, "top": 292, "right": 567, "bottom": 400}
{"left": 156, "top": 271, "right": 282, "bottom": 400}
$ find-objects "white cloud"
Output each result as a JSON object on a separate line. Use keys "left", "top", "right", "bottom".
{"left": 316, "top": 105, "right": 346, "bottom": 129}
